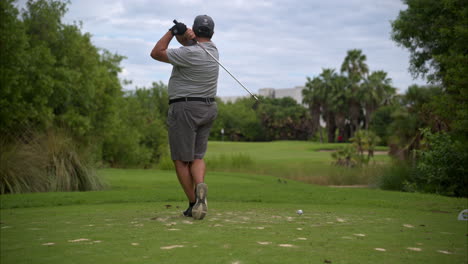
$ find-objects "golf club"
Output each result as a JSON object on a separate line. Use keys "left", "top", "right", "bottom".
{"left": 173, "top": 20, "right": 260, "bottom": 107}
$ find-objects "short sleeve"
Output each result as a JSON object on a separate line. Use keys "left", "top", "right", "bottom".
{"left": 167, "top": 47, "right": 193, "bottom": 67}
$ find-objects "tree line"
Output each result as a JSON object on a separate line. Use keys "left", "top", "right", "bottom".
{"left": 1, "top": 0, "right": 466, "bottom": 196}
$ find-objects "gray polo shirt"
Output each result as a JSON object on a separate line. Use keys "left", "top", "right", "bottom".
{"left": 167, "top": 42, "right": 219, "bottom": 99}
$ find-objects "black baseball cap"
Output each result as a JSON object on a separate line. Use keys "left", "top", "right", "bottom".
{"left": 193, "top": 15, "right": 215, "bottom": 38}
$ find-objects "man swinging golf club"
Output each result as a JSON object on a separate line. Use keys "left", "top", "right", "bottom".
{"left": 150, "top": 15, "right": 218, "bottom": 220}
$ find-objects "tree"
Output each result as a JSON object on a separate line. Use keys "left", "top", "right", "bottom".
{"left": 257, "top": 97, "right": 310, "bottom": 141}
{"left": 391, "top": 0, "right": 468, "bottom": 140}
{"left": 304, "top": 69, "right": 350, "bottom": 143}
{"left": 302, "top": 76, "right": 324, "bottom": 140}
{"left": 388, "top": 85, "right": 444, "bottom": 160}
{"left": 340, "top": 49, "right": 369, "bottom": 138}
{"left": 361, "top": 71, "right": 396, "bottom": 129}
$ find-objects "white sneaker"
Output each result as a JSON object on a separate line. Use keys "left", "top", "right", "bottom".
{"left": 192, "top": 183, "right": 208, "bottom": 220}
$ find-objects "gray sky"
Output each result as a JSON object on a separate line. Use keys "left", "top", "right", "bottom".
{"left": 17, "top": 0, "right": 426, "bottom": 96}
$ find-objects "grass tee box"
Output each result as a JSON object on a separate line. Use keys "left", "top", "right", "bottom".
{"left": 1, "top": 169, "right": 467, "bottom": 264}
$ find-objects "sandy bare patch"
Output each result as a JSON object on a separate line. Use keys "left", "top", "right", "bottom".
{"left": 131, "top": 243, "right": 139, "bottom": 246}
{"left": 42, "top": 242, "right": 55, "bottom": 246}
{"left": 168, "top": 228, "right": 180, "bottom": 231}
{"left": 93, "top": 240, "right": 102, "bottom": 243}
{"left": 440, "top": 232, "right": 453, "bottom": 235}
{"left": 296, "top": 228, "right": 303, "bottom": 230}
{"left": 232, "top": 261, "right": 241, "bottom": 264}
{"left": 182, "top": 220, "right": 193, "bottom": 225}
{"left": 256, "top": 227, "right": 265, "bottom": 230}
{"left": 407, "top": 247, "right": 422, "bottom": 252}
{"left": 152, "top": 217, "right": 169, "bottom": 222}
{"left": 374, "top": 248, "right": 386, "bottom": 252}
{"left": 297, "top": 237, "right": 307, "bottom": 240}
{"left": 437, "top": 250, "right": 452, "bottom": 254}
{"left": 336, "top": 218, "right": 346, "bottom": 223}
{"left": 213, "top": 224, "right": 223, "bottom": 227}
{"left": 257, "top": 241, "right": 272, "bottom": 245}
{"left": 165, "top": 222, "right": 177, "bottom": 226}
{"left": 342, "top": 236, "right": 353, "bottom": 239}
{"left": 279, "top": 244, "right": 294, "bottom": 248}
{"left": 1, "top": 226, "right": 12, "bottom": 229}
{"left": 354, "top": 234, "right": 366, "bottom": 237}
{"left": 403, "top": 224, "right": 414, "bottom": 228}
{"left": 68, "top": 238, "right": 90, "bottom": 243}
{"left": 160, "top": 245, "right": 184, "bottom": 250}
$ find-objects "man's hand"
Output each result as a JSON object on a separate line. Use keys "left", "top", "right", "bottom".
{"left": 176, "top": 28, "right": 197, "bottom": 46}
{"left": 170, "top": 21, "right": 187, "bottom": 36}
{"left": 184, "top": 28, "right": 196, "bottom": 41}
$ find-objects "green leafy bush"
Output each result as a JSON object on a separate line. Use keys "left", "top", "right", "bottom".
{"left": 412, "top": 130, "right": 468, "bottom": 197}
{"left": 377, "top": 162, "right": 413, "bottom": 191}
{"left": 332, "top": 130, "right": 380, "bottom": 167}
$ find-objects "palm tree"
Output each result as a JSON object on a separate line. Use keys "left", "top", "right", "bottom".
{"left": 328, "top": 75, "right": 349, "bottom": 141}
{"left": 340, "top": 49, "right": 369, "bottom": 138}
{"left": 361, "top": 71, "right": 396, "bottom": 129}
{"left": 319, "top": 69, "right": 339, "bottom": 143}
{"left": 303, "top": 76, "right": 324, "bottom": 141}
{"left": 303, "top": 69, "right": 351, "bottom": 143}
{"left": 340, "top": 49, "right": 369, "bottom": 81}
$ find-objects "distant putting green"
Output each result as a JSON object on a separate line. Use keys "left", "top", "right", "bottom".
{"left": 1, "top": 168, "right": 466, "bottom": 264}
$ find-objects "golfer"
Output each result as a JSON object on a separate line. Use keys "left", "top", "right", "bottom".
{"left": 150, "top": 15, "right": 218, "bottom": 220}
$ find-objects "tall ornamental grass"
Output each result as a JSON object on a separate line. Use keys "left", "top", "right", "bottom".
{"left": 0, "top": 130, "right": 106, "bottom": 194}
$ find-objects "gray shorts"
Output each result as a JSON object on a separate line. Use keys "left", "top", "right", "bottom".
{"left": 167, "top": 101, "right": 217, "bottom": 162}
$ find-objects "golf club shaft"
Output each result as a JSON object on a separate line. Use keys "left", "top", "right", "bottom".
{"left": 195, "top": 41, "right": 259, "bottom": 101}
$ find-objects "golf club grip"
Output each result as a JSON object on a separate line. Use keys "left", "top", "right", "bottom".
{"left": 194, "top": 40, "right": 259, "bottom": 101}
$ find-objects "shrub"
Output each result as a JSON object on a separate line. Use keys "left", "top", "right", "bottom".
{"left": 412, "top": 130, "right": 468, "bottom": 197}
{"left": 331, "top": 145, "right": 359, "bottom": 167}
{"left": 157, "top": 155, "right": 174, "bottom": 170}
{"left": 0, "top": 130, "right": 106, "bottom": 194}
{"left": 0, "top": 137, "right": 49, "bottom": 194}
{"left": 377, "top": 162, "right": 413, "bottom": 191}
{"left": 332, "top": 130, "right": 380, "bottom": 167}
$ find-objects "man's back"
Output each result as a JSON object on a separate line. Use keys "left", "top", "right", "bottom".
{"left": 167, "top": 42, "right": 219, "bottom": 99}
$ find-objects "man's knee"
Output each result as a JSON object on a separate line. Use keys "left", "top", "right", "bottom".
{"left": 173, "top": 160, "right": 190, "bottom": 168}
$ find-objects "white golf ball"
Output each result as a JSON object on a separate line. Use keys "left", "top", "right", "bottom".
{"left": 297, "top": 209, "right": 303, "bottom": 215}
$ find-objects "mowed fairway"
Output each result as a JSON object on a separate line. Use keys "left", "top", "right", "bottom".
{"left": 1, "top": 142, "right": 467, "bottom": 264}
{"left": 206, "top": 141, "right": 391, "bottom": 185}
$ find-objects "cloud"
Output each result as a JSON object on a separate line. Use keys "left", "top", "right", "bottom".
{"left": 15, "top": 0, "right": 426, "bottom": 95}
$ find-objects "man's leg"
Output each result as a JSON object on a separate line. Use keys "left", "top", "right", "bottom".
{"left": 174, "top": 160, "right": 196, "bottom": 203}
{"left": 190, "top": 159, "right": 208, "bottom": 220}
{"left": 190, "top": 159, "right": 206, "bottom": 184}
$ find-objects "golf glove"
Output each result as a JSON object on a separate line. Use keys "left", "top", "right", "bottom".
{"left": 170, "top": 21, "right": 187, "bottom": 36}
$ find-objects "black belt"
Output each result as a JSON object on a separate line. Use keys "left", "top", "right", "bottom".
{"left": 169, "top": 97, "right": 215, "bottom": 105}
